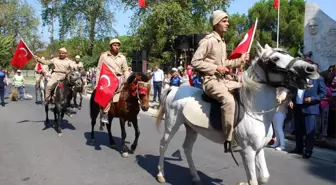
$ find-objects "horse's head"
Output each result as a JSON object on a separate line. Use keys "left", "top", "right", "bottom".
{"left": 69, "top": 71, "right": 82, "bottom": 87}
{"left": 254, "top": 42, "right": 319, "bottom": 89}
{"left": 129, "top": 73, "right": 152, "bottom": 111}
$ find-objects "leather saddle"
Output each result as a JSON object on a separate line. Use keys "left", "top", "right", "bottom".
{"left": 201, "top": 89, "right": 245, "bottom": 131}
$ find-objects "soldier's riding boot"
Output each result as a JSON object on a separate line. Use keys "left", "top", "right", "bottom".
{"left": 221, "top": 103, "right": 241, "bottom": 153}
{"left": 44, "top": 85, "right": 52, "bottom": 104}
{"left": 101, "top": 102, "right": 111, "bottom": 124}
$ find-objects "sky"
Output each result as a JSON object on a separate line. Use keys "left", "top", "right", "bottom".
{"left": 28, "top": 0, "right": 336, "bottom": 43}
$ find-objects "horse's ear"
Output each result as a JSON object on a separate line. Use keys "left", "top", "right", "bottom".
{"left": 264, "top": 44, "right": 272, "bottom": 50}
{"left": 256, "top": 41, "right": 263, "bottom": 57}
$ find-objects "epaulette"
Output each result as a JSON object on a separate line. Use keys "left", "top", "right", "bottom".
{"left": 199, "top": 33, "right": 212, "bottom": 45}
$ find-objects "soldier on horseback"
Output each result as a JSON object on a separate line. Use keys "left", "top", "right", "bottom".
{"left": 71, "top": 55, "right": 84, "bottom": 72}
{"left": 191, "top": 10, "right": 250, "bottom": 151}
{"left": 35, "top": 56, "right": 49, "bottom": 87}
{"left": 95, "top": 38, "right": 130, "bottom": 123}
{"left": 34, "top": 47, "right": 72, "bottom": 104}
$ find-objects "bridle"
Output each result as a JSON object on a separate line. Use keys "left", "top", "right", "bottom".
{"left": 254, "top": 50, "right": 303, "bottom": 88}
{"left": 130, "top": 79, "right": 150, "bottom": 105}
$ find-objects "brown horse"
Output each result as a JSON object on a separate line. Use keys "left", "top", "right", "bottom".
{"left": 89, "top": 72, "right": 152, "bottom": 157}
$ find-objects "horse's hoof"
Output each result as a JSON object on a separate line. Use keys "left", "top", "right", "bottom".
{"left": 157, "top": 175, "right": 166, "bottom": 183}
{"left": 90, "top": 139, "right": 95, "bottom": 144}
{"left": 58, "top": 133, "right": 62, "bottom": 137}
{"left": 110, "top": 144, "right": 117, "bottom": 149}
{"left": 121, "top": 152, "right": 129, "bottom": 158}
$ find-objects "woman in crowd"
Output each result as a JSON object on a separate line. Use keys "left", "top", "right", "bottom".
{"left": 270, "top": 87, "right": 292, "bottom": 151}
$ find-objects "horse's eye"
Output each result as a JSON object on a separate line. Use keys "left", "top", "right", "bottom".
{"left": 272, "top": 57, "right": 279, "bottom": 62}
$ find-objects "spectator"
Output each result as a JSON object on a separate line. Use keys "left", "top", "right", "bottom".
{"left": 12, "top": 70, "right": 25, "bottom": 101}
{"left": 0, "top": 69, "right": 6, "bottom": 106}
{"left": 152, "top": 65, "right": 164, "bottom": 103}
{"left": 170, "top": 69, "right": 182, "bottom": 87}
{"left": 318, "top": 84, "right": 332, "bottom": 140}
{"left": 289, "top": 76, "right": 327, "bottom": 159}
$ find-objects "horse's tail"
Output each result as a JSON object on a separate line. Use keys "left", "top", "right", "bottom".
{"left": 89, "top": 89, "right": 99, "bottom": 119}
{"left": 155, "top": 87, "right": 171, "bottom": 130}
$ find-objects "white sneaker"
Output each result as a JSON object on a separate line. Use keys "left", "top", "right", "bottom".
{"left": 275, "top": 146, "right": 286, "bottom": 151}
{"left": 101, "top": 113, "right": 108, "bottom": 123}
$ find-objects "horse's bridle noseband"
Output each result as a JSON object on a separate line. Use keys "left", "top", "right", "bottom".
{"left": 256, "top": 50, "right": 302, "bottom": 88}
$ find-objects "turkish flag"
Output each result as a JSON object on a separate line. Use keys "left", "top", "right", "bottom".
{"left": 229, "top": 24, "right": 256, "bottom": 60}
{"left": 37, "top": 63, "right": 42, "bottom": 71}
{"left": 11, "top": 39, "right": 33, "bottom": 69}
{"left": 94, "top": 62, "right": 119, "bottom": 108}
{"left": 138, "top": 0, "right": 146, "bottom": 8}
{"left": 274, "top": 0, "right": 279, "bottom": 10}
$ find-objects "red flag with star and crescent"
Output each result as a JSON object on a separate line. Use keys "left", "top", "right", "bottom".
{"left": 229, "top": 24, "right": 256, "bottom": 60}
{"left": 11, "top": 39, "right": 33, "bottom": 69}
{"left": 94, "top": 62, "right": 119, "bottom": 107}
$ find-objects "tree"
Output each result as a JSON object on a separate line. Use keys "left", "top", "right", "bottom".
{"left": 121, "top": 0, "right": 233, "bottom": 66}
{"left": 43, "top": 0, "right": 118, "bottom": 56}
{"left": 0, "top": 0, "right": 41, "bottom": 69}
{"left": 247, "top": 0, "right": 305, "bottom": 56}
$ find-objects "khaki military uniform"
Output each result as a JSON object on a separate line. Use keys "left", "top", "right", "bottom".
{"left": 34, "top": 63, "right": 49, "bottom": 88}
{"left": 96, "top": 51, "right": 129, "bottom": 113}
{"left": 191, "top": 31, "right": 243, "bottom": 141}
{"left": 37, "top": 57, "right": 72, "bottom": 101}
{"left": 70, "top": 61, "right": 84, "bottom": 72}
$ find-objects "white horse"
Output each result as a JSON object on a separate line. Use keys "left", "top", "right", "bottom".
{"left": 155, "top": 43, "right": 319, "bottom": 185}
{"left": 35, "top": 72, "right": 50, "bottom": 104}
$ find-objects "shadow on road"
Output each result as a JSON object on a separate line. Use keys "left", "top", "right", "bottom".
{"left": 84, "top": 131, "right": 130, "bottom": 152}
{"left": 306, "top": 157, "right": 336, "bottom": 184}
{"left": 135, "top": 154, "right": 223, "bottom": 185}
{"left": 17, "top": 119, "right": 76, "bottom": 132}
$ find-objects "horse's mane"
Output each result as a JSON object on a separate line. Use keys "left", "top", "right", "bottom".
{"left": 126, "top": 72, "right": 150, "bottom": 84}
{"left": 240, "top": 47, "right": 288, "bottom": 109}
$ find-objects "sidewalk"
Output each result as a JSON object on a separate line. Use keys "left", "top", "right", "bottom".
{"left": 286, "top": 134, "right": 336, "bottom": 150}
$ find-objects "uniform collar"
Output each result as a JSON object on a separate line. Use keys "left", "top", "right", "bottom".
{"left": 212, "top": 31, "right": 224, "bottom": 42}
{"left": 107, "top": 51, "right": 120, "bottom": 57}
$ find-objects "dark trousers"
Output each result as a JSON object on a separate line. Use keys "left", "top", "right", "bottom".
{"left": 294, "top": 105, "right": 316, "bottom": 154}
{"left": 0, "top": 87, "right": 4, "bottom": 104}
{"left": 153, "top": 81, "right": 162, "bottom": 102}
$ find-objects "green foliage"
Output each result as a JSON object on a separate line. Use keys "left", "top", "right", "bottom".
{"left": 123, "top": 0, "right": 232, "bottom": 66}
{"left": 0, "top": 35, "right": 15, "bottom": 69}
{"left": 248, "top": 0, "right": 305, "bottom": 53}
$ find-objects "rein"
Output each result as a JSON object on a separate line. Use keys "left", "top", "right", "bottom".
{"left": 254, "top": 51, "right": 301, "bottom": 88}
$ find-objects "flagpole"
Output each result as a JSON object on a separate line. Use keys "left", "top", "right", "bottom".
{"left": 19, "top": 37, "right": 34, "bottom": 56}
{"left": 276, "top": 0, "right": 280, "bottom": 48}
{"left": 247, "top": 18, "right": 258, "bottom": 53}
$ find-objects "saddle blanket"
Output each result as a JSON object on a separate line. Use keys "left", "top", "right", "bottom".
{"left": 182, "top": 90, "right": 218, "bottom": 130}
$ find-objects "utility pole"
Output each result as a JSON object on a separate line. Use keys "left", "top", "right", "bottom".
{"left": 49, "top": 0, "right": 56, "bottom": 56}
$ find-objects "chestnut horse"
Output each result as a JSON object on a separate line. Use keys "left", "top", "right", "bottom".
{"left": 89, "top": 73, "right": 152, "bottom": 157}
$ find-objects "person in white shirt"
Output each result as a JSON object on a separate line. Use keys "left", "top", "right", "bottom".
{"left": 151, "top": 65, "right": 164, "bottom": 103}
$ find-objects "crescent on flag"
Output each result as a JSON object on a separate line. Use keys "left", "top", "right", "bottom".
{"left": 238, "top": 33, "right": 249, "bottom": 47}
{"left": 100, "top": 74, "right": 111, "bottom": 87}
{"left": 19, "top": 48, "right": 28, "bottom": 56}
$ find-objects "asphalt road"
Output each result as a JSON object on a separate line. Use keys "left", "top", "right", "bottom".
{"left": 0, "top": 84, "right": 335, "bottom": 185}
